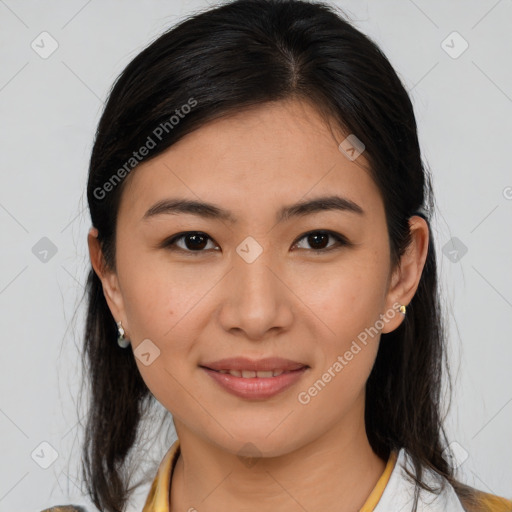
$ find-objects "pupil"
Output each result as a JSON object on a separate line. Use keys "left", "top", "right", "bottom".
{"left": 309, "top": 233, "right": 327, "bottom": 249}
{"left": 186, "top": 234, "right": 207, "bottom": 250}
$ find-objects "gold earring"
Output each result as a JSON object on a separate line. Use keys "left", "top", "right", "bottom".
{"left": 399, "top": 304, "right": 407, "bottom": 315}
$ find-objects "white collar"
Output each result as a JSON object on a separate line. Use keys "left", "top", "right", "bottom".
{"left": 374, "top": 448, "right": 466, "bottom": 511}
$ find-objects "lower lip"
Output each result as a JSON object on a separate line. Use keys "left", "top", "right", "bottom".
{"left": 201, "top": 367, "right": 308, "bottom": 400}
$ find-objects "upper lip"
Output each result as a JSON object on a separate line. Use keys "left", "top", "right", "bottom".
{"left": 200, "top": 357, "right": 308, "bottom": 372}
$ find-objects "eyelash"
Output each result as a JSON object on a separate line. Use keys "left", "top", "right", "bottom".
{"left": 161, "top": 230, "right": 350, "bottom": 255}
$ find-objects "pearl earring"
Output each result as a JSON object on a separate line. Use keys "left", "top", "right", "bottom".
{"left": 117, "top": 321, "right": 130, "bottom": 348}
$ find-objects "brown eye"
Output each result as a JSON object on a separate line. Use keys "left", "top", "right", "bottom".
{"left": 293, "top": 230, "right": 349, "bottom": 252}
{"left": 164, "top": 232, "right": 218, "bottom": 253}
{"left": 180, "top": 233, "right": 209, "bottom": 250}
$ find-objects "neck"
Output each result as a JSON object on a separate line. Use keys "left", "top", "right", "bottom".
{"left": 169, "top": 405, "right": 387, "bottom": 512}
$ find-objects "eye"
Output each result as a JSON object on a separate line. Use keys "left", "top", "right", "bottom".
{"left": 292, "top": 230, "right": 349, "bottom": 252}
{"left": 162, "top": 230, "right": 349, "bottom": 255}
{"left": 163, "top": 231, "right": 219, "bottom": 254}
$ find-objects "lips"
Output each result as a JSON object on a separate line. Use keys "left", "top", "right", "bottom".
{"left": 201, "top": 362, "right": 309, "bottom": 399}
{"left": 200, "top": 357, "right": 308, "bottom": 375}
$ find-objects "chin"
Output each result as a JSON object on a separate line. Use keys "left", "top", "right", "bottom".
{"left": 211, "top": 430, "right": 305, "bottom": 460}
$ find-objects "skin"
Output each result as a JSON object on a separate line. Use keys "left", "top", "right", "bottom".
{"left": 88, "top": 98, "right": 429, "bottom": 512}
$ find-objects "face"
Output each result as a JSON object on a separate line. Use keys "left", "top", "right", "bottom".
{"left": 90, "top": 98, "right": 426, "bottom": 458}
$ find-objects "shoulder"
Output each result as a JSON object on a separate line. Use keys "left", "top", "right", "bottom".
{"left": 455, "top": 482, "right": 512, "bottom": 512}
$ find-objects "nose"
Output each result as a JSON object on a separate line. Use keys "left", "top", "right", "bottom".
{"left": 217, "top": 251, "right": 294, "bottom": 341}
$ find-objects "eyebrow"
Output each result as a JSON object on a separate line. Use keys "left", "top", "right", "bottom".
{"left": 142, "top": 195, "right": 365, "bottom": 224}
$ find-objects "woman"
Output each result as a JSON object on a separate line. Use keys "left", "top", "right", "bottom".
{"left": 42, "top": 0, "right": 512, "bottom": 510}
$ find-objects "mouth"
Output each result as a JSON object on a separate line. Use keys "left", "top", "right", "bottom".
{"left": 202, "top": 368, "right": 305, "bottom": 378}
{"left": 199, "top": 357, "right": 310, "bottom": 400}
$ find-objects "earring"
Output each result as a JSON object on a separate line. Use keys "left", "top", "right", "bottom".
{"left": 399, "top": 304, "right": 407, "bottom": 315}
{"left": 117, "top": 321, "right": 130, "bottom": 348}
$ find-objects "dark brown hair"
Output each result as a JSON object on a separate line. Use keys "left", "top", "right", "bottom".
{"left": 78, "top": 0, "right": 484, "bottom": 510}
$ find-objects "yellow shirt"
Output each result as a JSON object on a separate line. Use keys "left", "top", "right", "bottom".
{"left": 141, "top": 440, "right": 512, "bottom": 512}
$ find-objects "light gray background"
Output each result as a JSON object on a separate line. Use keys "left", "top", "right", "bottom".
{"left": 1, "top": 0, "right": 511, "bottom": 510}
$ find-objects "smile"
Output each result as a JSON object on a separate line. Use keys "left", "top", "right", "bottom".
{"left": 214, "top": 369, "right": 294, "bottom": 378}
{"left": 201, "top": 366, "right": 309, "bottom": 399}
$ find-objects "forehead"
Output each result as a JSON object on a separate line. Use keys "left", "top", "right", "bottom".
{"left": 119, "top": 98, "right": 383, "bottom": 224}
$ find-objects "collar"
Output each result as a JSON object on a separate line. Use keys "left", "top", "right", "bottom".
{"left": 142, "top": 439, "right": 181, "bottom": 512}
{"left": 372, "top": 448, "right": 466, "bottom": 511}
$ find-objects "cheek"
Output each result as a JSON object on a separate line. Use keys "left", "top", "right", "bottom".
{"left": 117, "top": 248, "right": 191, "bottom": 340}
{"left": 296, "top": 340, "right": 379, "bottom": 431}
{"left": 304, "top": 260, "right": 387, "bottom": 341}
{"left": 298, "top": 288, "right": 383, "bottom": 415}
{"left": 298, "top": 256, "right": 387, "bottom": 401}
{"left": 127, "top": 281, "right": 195, "bottom": 411}
{"left": 117, "top": 258, "right": 212, "bottom": 400}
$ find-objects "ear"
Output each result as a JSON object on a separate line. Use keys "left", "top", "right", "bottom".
{"left": 381, "top": 216, "right": 430, "bottom": 334}
{"left": 87, "top": 227, "right": 128, "bottom": 333}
